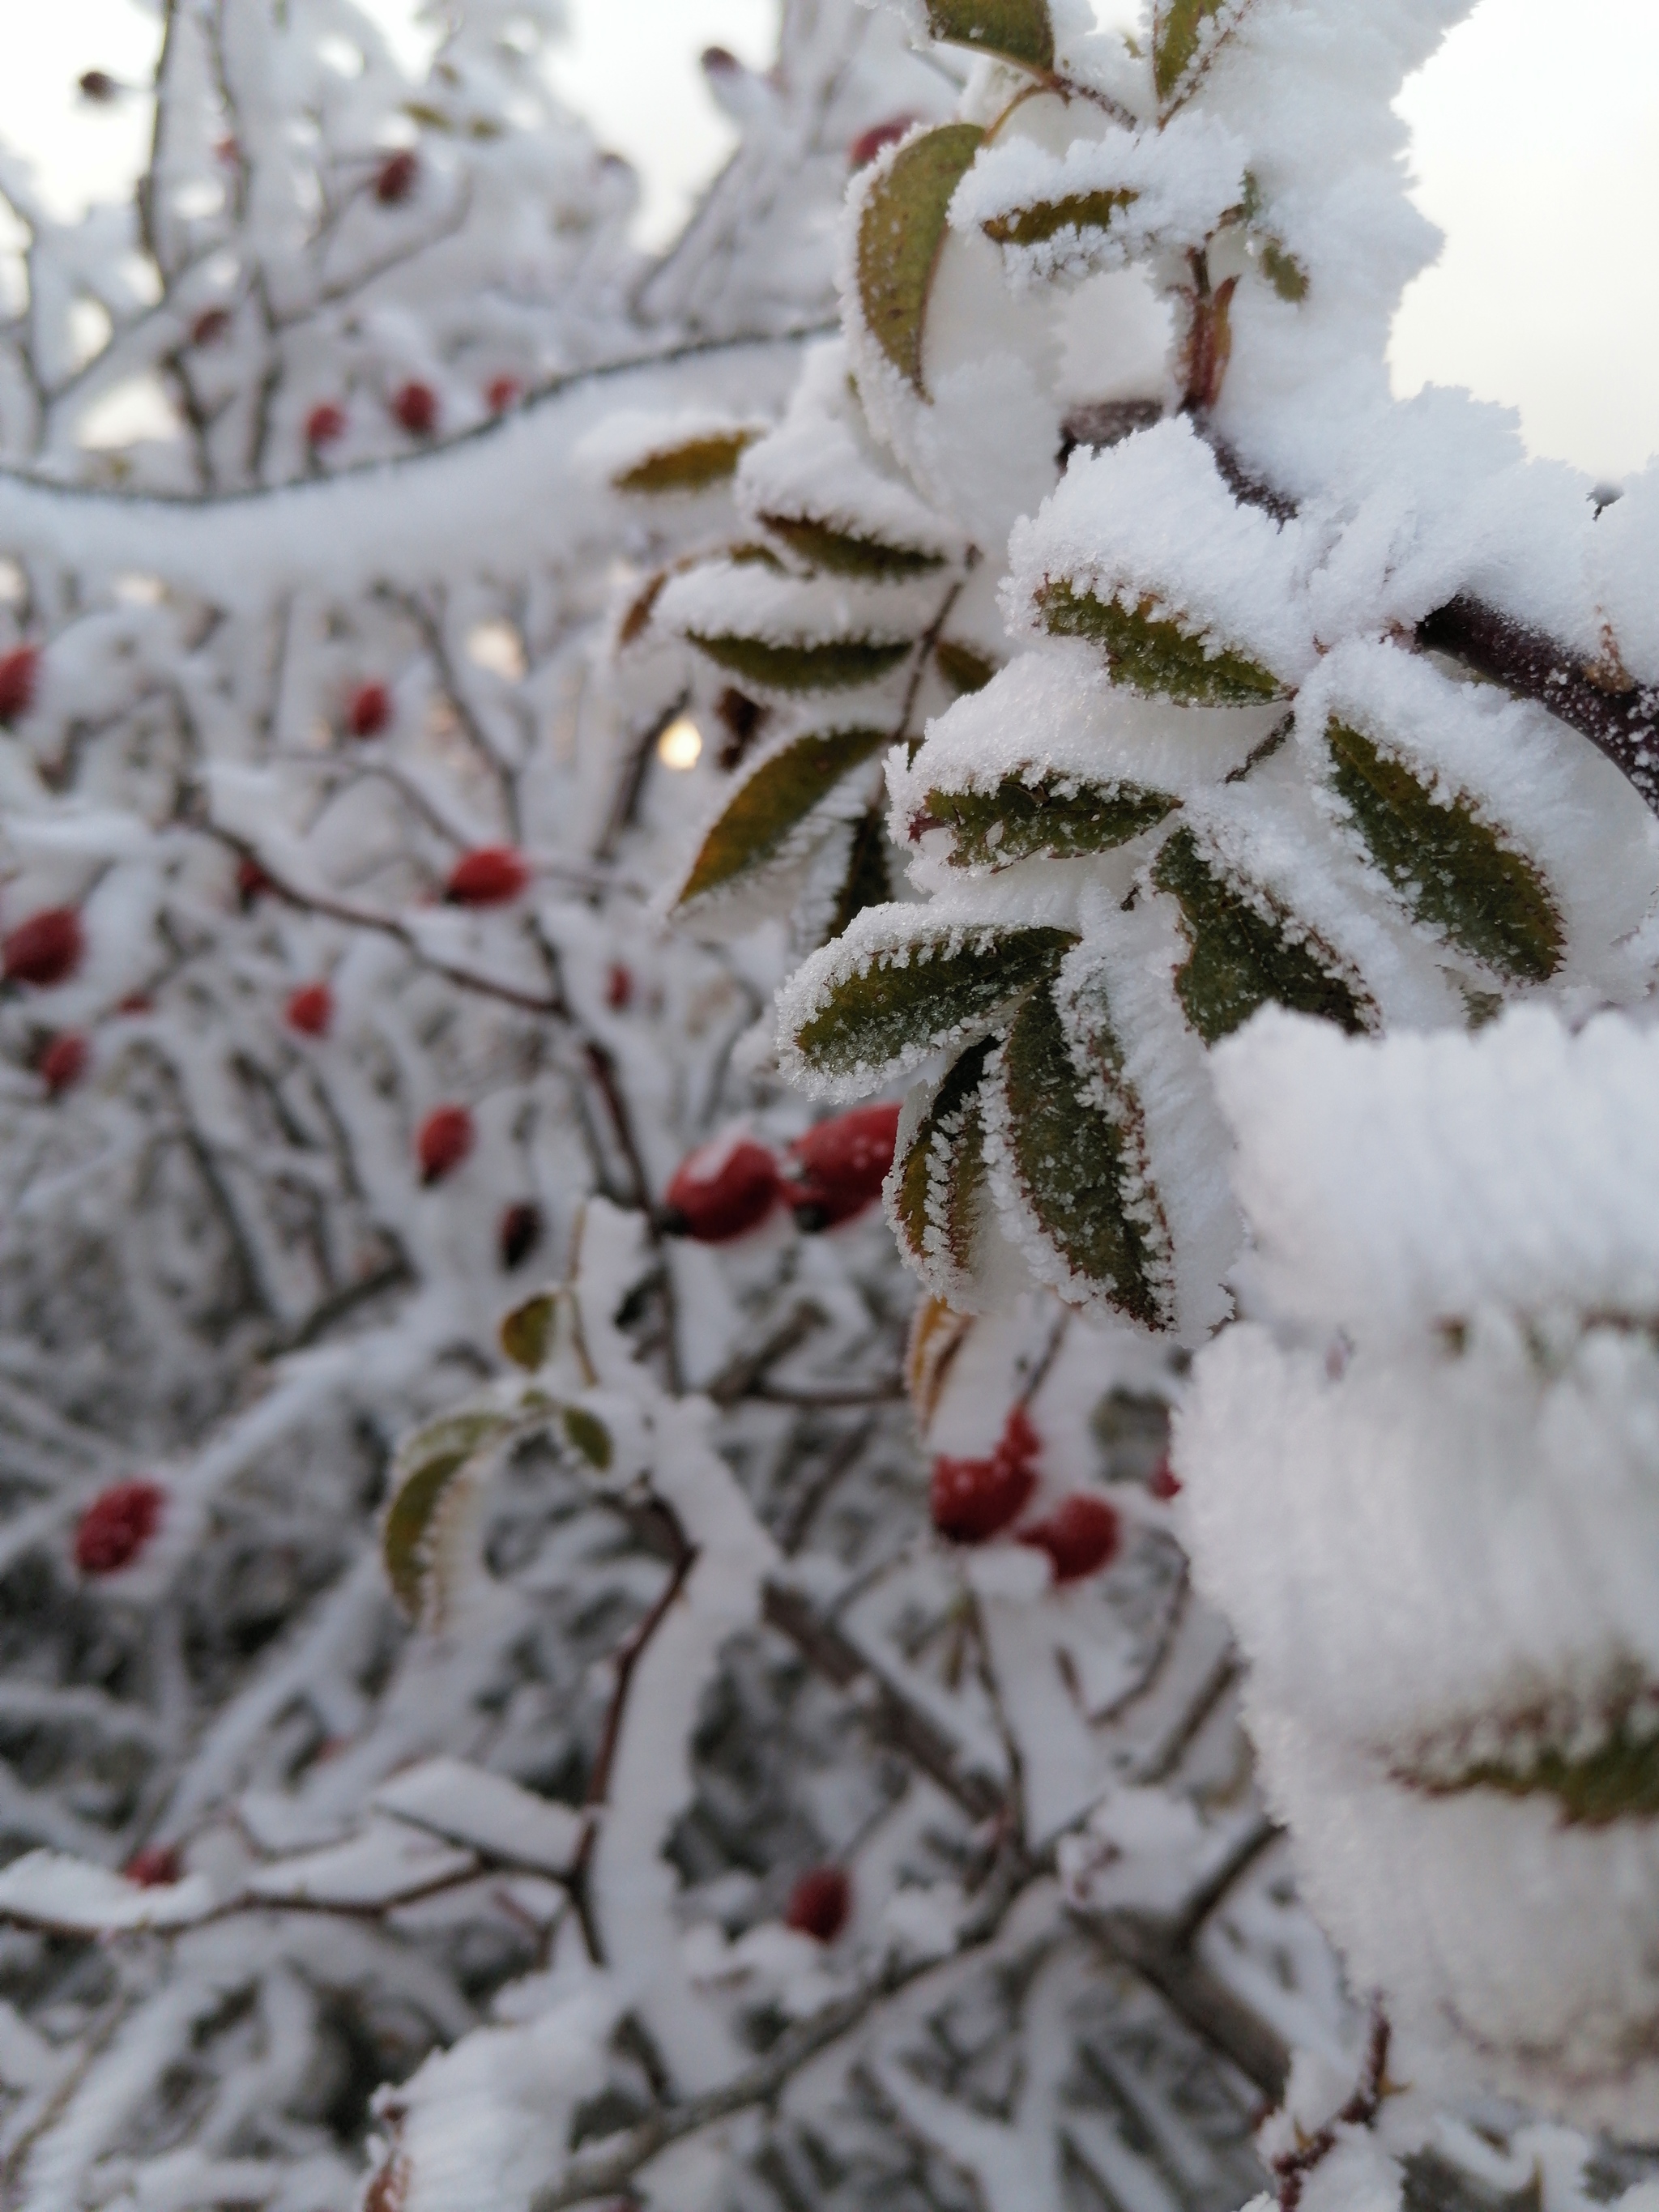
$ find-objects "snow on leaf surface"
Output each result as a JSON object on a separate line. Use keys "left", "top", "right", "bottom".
{"left": 381, "top": 1411, "right": 514, "bottom": 1622}
{"left": 855, "top": 124, "right": 987, "bottom": 394}
{"left": 246, "top": 1822, "right": 477, "bottom": 1907}
{"left": 676, "top": 726, "right": 889, "bottom": 907}
{"left": 887, "top": 1039, "right": 997, "bottom": 1304}
{"left": 372, "top": 1759, "right": 582, "bottom": 1874}
{"left": 0, "top": 1851, "right": 215, "bottom": 1933}
{"left": 925, "top": 0, "right": 1055, "bottom": 71}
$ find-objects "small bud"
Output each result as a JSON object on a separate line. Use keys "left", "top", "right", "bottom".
{"left": 190, "top": 307, "right": 231, "bottom": 347}
{"left": 605, "top": 964, "right": 633, "bottom": 1011}
{"left": 39, "top": 1031, "right": 88, "bottom": 1095}
{"left": 661, "top": 1134, "right": 780, "bottom": 1244}
{"left": 786, "top": 1100, "right": 901, "bottom": 1231}
{"left": 499, "top": 1201, "right": 543, "bottom": 1271}
{"left": 118, "top": 991, "right": 153, "bottom": 1015}
{"left": 486, "top": 375, "right": 522, "bottom": 415}
{"left": 849, "top": 116, "right": 917, "bottom": 168}
{"left": 124, "top": 1844, "right": 181, "bottom": 1887}
{"left": 785, "top": 1865, "right": 851, "bottom": 1943}
{"left": 75, "top": 1479, "right": 166, "bottom": 1575}
{"left": 0, "top": 644, "right": 39, "bottom": 723}
{"left": 237, "top": 856, "right": 272, "bottom": 907}
{"left": 444, "top": 846, "right": 529, "bottom": 907}
{"left": 375, "top": 149, "right": 419, "bottom": 205}
{"left": 392, "top": 381, "right": 437, "bottom": 437}
{"left": 1018, "top": 1494, "right": 1122, "bottom": 1583}
{"left": 79, "top": 69, "right": 119, "bottom": 103}
{"left": 1148, "top": 1453, "right": 1181, "bottom": 1500}
{"left": 286, "top": 982, "right": 333, "bottom": 1038}
{"left": 418, "top": 1104, "right": 475, "bottom": 1186}
{"left": 4, "top": 906, "right": 84, "bottom": 988}
{"left": 348, "top": 681, "right": 392, "bottom": 739}
{"left": 305, "top": 402, "right": 347, "bottom": 448}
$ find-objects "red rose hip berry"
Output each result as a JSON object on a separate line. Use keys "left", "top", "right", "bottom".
{"left": 4, "top": 906, "right": 84, "bottom": 987}
{"left": 39, "top": 1031, "right": 88, "bottom": 1094}
{"left": 375, "top": 149, "right": 418, "bottom": 204}
{"left": 849, "top": 115, "right": 918, "bottom": 168}
{"left": 660, "top": 1133, "right": 780, "bottom": 1243}
{"left": 124, "top": 1844, "right": 181, "bottom": 1887}
{"left": 286, "top": 982, "right": 333, "bottom": 1038}
{"left": 348, "top": 681, "right": 391, "bottom": 738}
{"left": 417, "top": 1104, "right": 474, "bottom": 1185}
{"left": 1019, "top": 1494, "right": 1122, "bottom": 1583}
{"left": 930, "top": 1403, "right": 1042, "bottom": 1545}
{"left": 305, "top": 402, "right": 347, "bottom": 449}
{"left": 392, "top": 381, "right": 437, "bottom": 437}
{"left": 444, "top": 846, "right": 529, "bottom": 906}
{"left": 75, "top": 1479, "right": 166, "bottom": 1575}
{"left": 499, "top": 1201, "right": 543, "bottom": 1271}
{"left": 486, "top": 376, "right": 522, "bottom": 415}
{"left": 0, "top": 645, "right": 38, "bottom": 722}
{"left": 785, "top": 1865, "right": 851, "bottom": 1943}
{"left": 786, "top": 1100, "right": 902, "bottom": 1231}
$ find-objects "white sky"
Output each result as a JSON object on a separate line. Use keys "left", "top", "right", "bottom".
{"left": 0, "top": 1, "right": 1654, "bottom": 479}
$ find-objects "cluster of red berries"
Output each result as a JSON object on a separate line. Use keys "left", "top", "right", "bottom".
{"left": 930, "top": 1405, "right": 1124, "bottom": 1583}
{"left": 660, "top": 1101, "right": 902, "bottom": 1244}
{"left": 304, "top": 377, "right": 522, "bottom": 455}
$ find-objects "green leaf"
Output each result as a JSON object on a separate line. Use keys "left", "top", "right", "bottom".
{"left": 1260, "top": 239, "right": 1308, "bottom": 302}
{"left": 857, "top": 123, "right": 986, "bottom": 395}
{"left": 983, "top": 188, "right": 1137, "bottom": 249}
{"left": 919, "top": 772, "right": 1176, "bottom": 871}
{"left": 1153, "top": 0, "right": 1238, "bottom": 108}
{"left": 382, "top": 1412, "right": 512, "bottom": 1620}
{"left": 677, "top": 727, "right": 889, "bottom": 907}
{"left": 1407, "top": 1720, "right": 1659, "bottom": 1828}
{"left": 996, "top": 984, "right": 1172, "bottom": 1327}
{"left": 561, "top": 1405, "right": 613, "bottom": 1472}
{"left": 892, "top": 1039, "right": 996, "bottom": 1293}
{"left": 1152, "top": 825, "right": 1370, "bottom": 1043}
{"left": 935, "top": 640, "right": 997, "bottom": 695}
{"left": 1035, "top": 582, "right": 1286, "bottom": 705}
{"left": 790, "top": 920, "right": 1077, "bottom": 1086}
{"left": 759, "top": 513, "right": 945, "bottom": 579}
{"left": 685, "top": 633, "right": 911, "bottom": 693}
{"left": 500, "top": 1294, "right": 555, "bottom": 1372}
{"left": 828, "top": 803, "right": 896, "bottom": 940}
{"left": 1326, "top": 721, "right": 1563, "bottom": 984}
{"left": 925, "top": 0, "right": 1055, "bottom": 70}
{"left": 612, "top": 430, "right": 758, "bottom": 494}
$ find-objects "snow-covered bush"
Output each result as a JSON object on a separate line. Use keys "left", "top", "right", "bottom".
{"left": 6, "top": 1, "right": 1659, "bottom": 2210}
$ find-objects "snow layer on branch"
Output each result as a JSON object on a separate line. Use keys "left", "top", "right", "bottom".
{"left": 951, "top": 113, "right": 1247, "bottom": 288}
{"left": 373, "top": 1760, "right": 582, "bottom": 1875}
{"left": 0, "top": 1850, "right": 215, "bottom": 1933}
{"left": 1209, "top": 1005, "right": 1659, "bottom": 1345}
{"left": 1005, "top": 419, "right": 1318, "bottom": 685}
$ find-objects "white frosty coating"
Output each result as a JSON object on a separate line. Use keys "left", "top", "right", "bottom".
{"left": 775, "top": 891, "right": 1079, "bottom": 1102}
{"left": 1180, "top": 1004, "right": 1659, "bottom": 2130}
{"left": 570, "top": 406, "right": 770, "bottom": 491}
{"left": 950, "top": 113, "right": 1247, "bottom": 288}
{"left": 735, "top": 340, "right": 962, "bottom": 558}
{"left": 1004, "top": 419, "right": 1318, "bottom": 685}
{"left": 654, "top": 554, "right": 934, "bottom": 653}
{"left": 1209, "top": 1006, "right": 1659, "bottom": 1343}
{"left": 0, "top": 1851, "right": 215, "bottom": 1932}
{"left": 371, "top": 1758, "right": 582, "bottom": 1875}
{"left": 245, "top": 1821, "right": 477, "bottom": 1905}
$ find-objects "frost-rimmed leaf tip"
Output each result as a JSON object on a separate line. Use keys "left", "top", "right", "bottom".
{"left": 855, "top": 124, "right": 987, "bottom": 395}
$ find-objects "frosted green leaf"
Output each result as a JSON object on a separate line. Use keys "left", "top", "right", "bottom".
{"left": 1260, "top": 240, "right": 1308, "bottom": 302}
{"left": 1154, "top": 0, "right": 1240, "bottom": 109}
{"left": 500, "top": 1294, "right": 555, "bottom": 1371}
{"left": 892, "top": 1040, "right": 996, "bottom": 1289}
{"left": 829, "top": 806, "right": 895, "bottom": 940}
{"left": 935, "top": 640, "right": 997, "bottom": 695}
{"left": 677, "top": 727, "right": 888, "bottom": 907}
{"left": 926, "top": 0, "right": 1054, "bottom": 69}
{"left": 612, "top": 431, "right": 758, "bottom": 494}
{"left": 382, "top": 1412, "right": 513, "bottom": 1619}
{"left": 920, "top": 772, "right": 1176, "bottom": 871}
{"left": 759, "top": 513, "right": 945, "bottom": 579}
{"left": 561, "top": 1406, "right": 612, "bottom": 1473}
{"left": 1407, "top": 1722, "right": 1659, "bottom": 1828}
{"left": 1327, "top": 721, "right": 1563, "bottom": 983}
{"left": 997, "top": 985, "right": 1171, "bottom": 1328}
{"left": 1153, "top": 825, "right": 1369, "bottom": 1043}
{"left": 686, "top": 633, "right": 911, "bottom": 693}
{"left": 791, "top": 922, "right": 1077, "bottom": 1085}
{"left": 857, "top": 123, "right": 986, "bottom": 394}
{"left": 1035, "top": 582, "right": 1286, "bottom": 705}
{"left": 983, "top": 188, "right": 1137, "bottom": 248}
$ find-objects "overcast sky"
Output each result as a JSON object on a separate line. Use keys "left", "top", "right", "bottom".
{"left": 0, "top": 1, "right": 1654, "bottom": 481}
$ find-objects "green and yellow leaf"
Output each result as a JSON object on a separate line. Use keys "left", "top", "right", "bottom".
{"left": 1153, "top": 0, "right": 1243, "bottom": 109}
{"left": 685, "top": 633, "right": 911, "bottom": 693}
{"left": 1260, "top": 239, "right": 1308, "bottom": 301}
{"left": 1035, "top": 581, "right": 1286, "bottom": 705}
{"left": 919, "top": 771, "right": 1176, "bottom": 871}
{"left": 995, "top": 984, "right": 1172, "bottom": 1327}
{"left": 891, "top": 1039, "right": 997, "bottom": 1294}
{"left": 935, "top": 640, "right": 997, "bottom": 695}
{"left": 758, "top": 512, "right": 946, "bottom": 579}
{"left": 500, "top": 1294, "right": 555, "bottom": 1372}
{"left": 561, "top": 1405, "right": 613, "bottom": 1472}
{"left": 1404, "top": 1720, "right": 1659, "bottom": 1828}
{"left": 677, "top": 727, "right": 889, "bottom": 907}
{"left": 925, "top": 0, "right": 1055, "bottom": 70}
{"left": 1326, "top": 720, "right": 1563, "bottom": 983}
{"left": 1152, "top": 824, "right": 1370, "bottom": 1043}
{"left": 790, "top": 920, "right": 1077, "bottom": 1086}
{"left": 612, "top": 430, "right": 759, "bottom": 495}
{"left": 983, "top": 188, "right": 1137, "bottom": 248}
{"left": 382, "top": 1411, "right": 514, "bottom": 1621}
{"left": 857, "top": 123, "right": 986, "bottom": 394}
